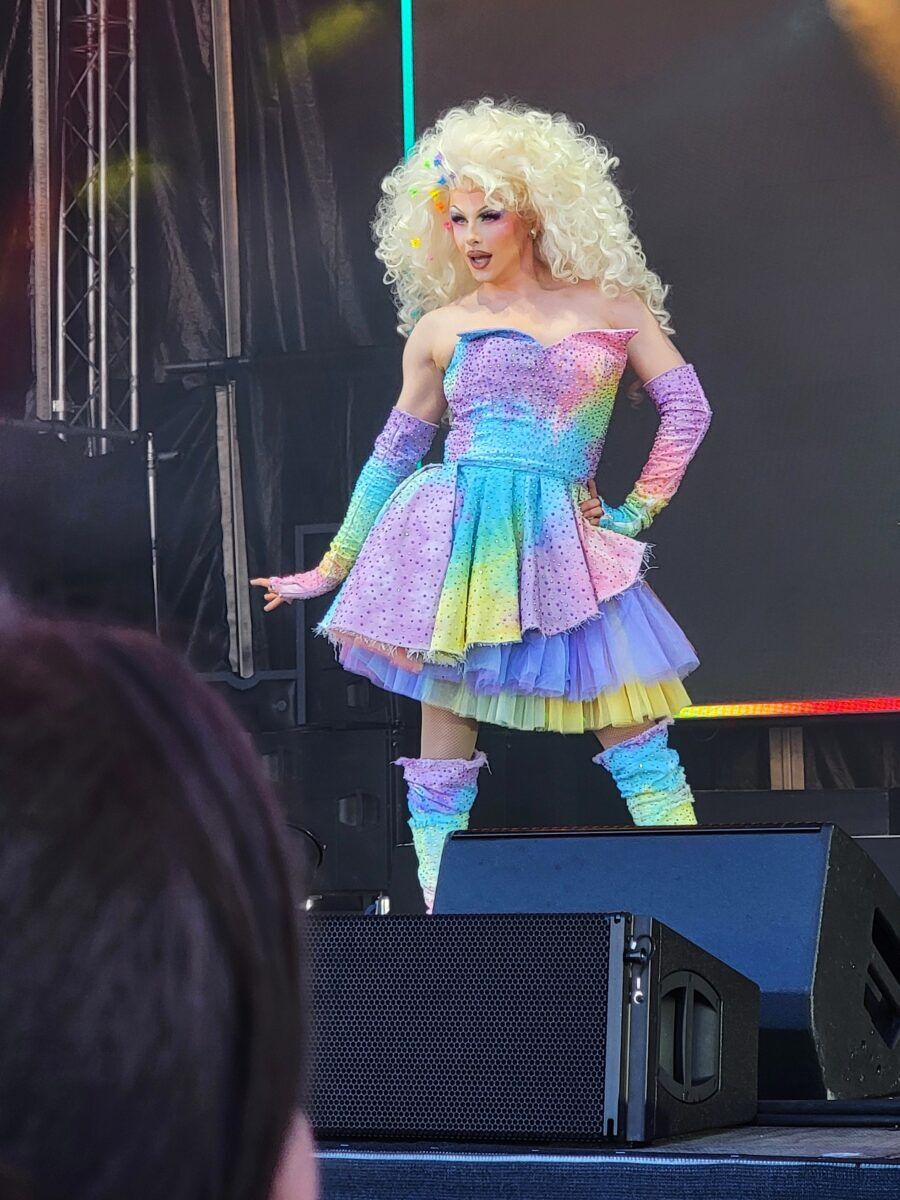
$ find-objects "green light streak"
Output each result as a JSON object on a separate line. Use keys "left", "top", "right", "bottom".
{"left": 400, "top": 0, "right": 415, "bottom": 153}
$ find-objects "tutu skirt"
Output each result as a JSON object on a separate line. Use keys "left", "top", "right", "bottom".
{"left": 312, "top": 460, "right": 699, "bottom": 733}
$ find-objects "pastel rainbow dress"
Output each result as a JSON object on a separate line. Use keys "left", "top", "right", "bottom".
{"left": 313, "top": 326, "right": 699, "bottom": 733}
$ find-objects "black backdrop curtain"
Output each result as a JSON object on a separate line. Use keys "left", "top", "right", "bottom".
{"left": 137, "top": 0, "right": 403, "bottom": 669}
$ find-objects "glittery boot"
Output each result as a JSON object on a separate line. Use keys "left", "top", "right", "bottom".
{"left": 592, "top": 717, "right": 697, "bottom": 826}
{"left": 392, "top": 750, "right": 490, "bottom": 912}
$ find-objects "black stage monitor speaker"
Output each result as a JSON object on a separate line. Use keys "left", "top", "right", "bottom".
{"left": 308, "top": 912, "right": 759, "bottom": 1145}
{"left": 435, "top": 824, "right": 900, "bottom": 1100}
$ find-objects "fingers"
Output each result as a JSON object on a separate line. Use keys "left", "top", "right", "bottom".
{"left": 578, "top": 480, "right": 604, "bottom": 526}
{"left": 579, "top": 492, "right": 603, "bottom": 525}
{"left": 250, "top": 578, "right": 287, "bottom": 611}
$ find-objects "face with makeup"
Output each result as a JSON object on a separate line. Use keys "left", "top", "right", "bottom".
{"left": 448, "top": 189, "right": 538, "bottom": 284}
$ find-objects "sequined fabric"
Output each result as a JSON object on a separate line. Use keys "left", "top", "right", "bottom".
{"left": 601, "top": 363, "right": 713, "bottom": 535}
{"left": 269, "top": 407, "right": 439, "bottom": 597}
{"left": 312, "top": 327, "right": 705, "bottom": 733}
{"left": 443, "top": 326, "right": 637, "bottom": 478}
{"left": 393, "top": 750, "right": 490, "bottom": 912}
{"left": 592, "top": 717, "right": 697, "bottom": 825}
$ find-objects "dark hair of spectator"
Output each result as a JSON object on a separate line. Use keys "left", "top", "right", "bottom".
{"left": 0, "top": 609, "right": 305, "bottom": 1200}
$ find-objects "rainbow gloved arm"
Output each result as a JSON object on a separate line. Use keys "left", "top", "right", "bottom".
{"left": 599, "top": 363, "right": 712, "bottom": 538}
{"left": 269, "top": 406, "right": 439, "bottom": 600}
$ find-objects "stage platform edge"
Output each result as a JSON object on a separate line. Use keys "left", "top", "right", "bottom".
{"left": 318, "top": 1124, "right": 900, "bottom": 1200}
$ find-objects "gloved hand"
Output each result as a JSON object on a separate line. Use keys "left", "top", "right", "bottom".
{"left": 598, "top": 363, "right": 712, "bottom": 536}
{"left": 579, "top": 478, "right": 643, "bottom": 538}
{"left": 252, "top": 406, "right": 439, "bottom": 608}
{"left": 252, "top": 565, "right": 345, "bottom": 611}
{"left": 597, "top": 495, "right": 651, "bottom": 538}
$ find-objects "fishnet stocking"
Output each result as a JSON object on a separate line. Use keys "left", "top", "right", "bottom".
{"left": 420, "top": 701, "right": 479, "bottom": 760}
{"left": 591, "top": 719, "right": 656, "bottom": 750}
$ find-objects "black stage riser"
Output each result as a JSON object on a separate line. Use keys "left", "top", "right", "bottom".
{"left": 316, "top": 1144, "right": 900, "bottom": 1200}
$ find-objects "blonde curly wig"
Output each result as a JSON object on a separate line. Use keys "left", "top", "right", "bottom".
{"left": 371, "top": 96, "right": 674, "bottom": 338}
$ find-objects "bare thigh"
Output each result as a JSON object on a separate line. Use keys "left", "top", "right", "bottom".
{"left": 591, "top": 719, "right": 656, "bottom": 751}
{"left": 419, "top": 706, "right": 653, "bottom": 757}
{"left": 420, "top": 701, "right": 479, "bottom": 759}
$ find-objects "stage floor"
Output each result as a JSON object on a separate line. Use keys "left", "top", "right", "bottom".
{"left": 644, "top": 1120, "right": 900, "bottom": 1158}
{"left": 318, "top": 1124, "right": 900, "bottom": 1200}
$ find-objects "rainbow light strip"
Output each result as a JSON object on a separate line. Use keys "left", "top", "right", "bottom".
{"left": 677, "top": 696, "right": 900, "bottom": 719}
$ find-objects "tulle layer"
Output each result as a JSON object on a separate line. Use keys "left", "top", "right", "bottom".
{"left": 331, "top": 580, "right": 698, "bottom": 734}
{"left": 419, "top": 676, "right": 692, "bottom": 735}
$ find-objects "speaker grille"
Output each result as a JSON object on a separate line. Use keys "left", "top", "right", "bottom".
{"left": 309, "top": 913, "right": 613, "bottom": 1141}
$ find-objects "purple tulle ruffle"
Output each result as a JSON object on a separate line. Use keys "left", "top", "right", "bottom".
{"left": 334, "top": 580, "right": 698, "bottom": 703}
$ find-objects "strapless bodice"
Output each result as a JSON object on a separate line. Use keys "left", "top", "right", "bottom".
{"left": 442, "top": 326, "right": 638, "bottom": 481}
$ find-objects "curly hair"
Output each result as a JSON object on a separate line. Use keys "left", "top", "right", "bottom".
{"left": 372, "top": 96, "right": 674, "bottom": 339}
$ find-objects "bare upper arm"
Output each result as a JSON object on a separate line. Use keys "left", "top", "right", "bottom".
{"left": 394, "top": 311, "right": 449, "bottom": 425}
{"left": 607, "top": 290, "right": 686, "bottom": 384}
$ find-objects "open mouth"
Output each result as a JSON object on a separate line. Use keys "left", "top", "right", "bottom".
{"left": 468, "top": 253, "right": 492, "bottom": 269}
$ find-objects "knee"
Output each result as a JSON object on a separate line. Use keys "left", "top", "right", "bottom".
{"left": 592, "top": 718, "right": 659, "bottom": 752}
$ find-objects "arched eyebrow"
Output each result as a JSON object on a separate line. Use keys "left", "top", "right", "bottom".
{"left": 448, "top": 203, "right": 497, "bottom": 214}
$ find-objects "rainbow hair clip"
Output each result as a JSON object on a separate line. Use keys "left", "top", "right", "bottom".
{"left": 406, "top": 150, "right": 460, "bottom": 245}
{"left": 433, "top": 150, "right": 459, "bottom": 187}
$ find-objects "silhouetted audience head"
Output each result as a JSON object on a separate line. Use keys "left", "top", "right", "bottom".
{"left": 0, "top": 607, "right": 315, "bottom": 1200}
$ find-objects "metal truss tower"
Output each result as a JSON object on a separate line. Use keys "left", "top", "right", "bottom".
{"left": 31, "top": 0, "right": 254, "bottom": 671}
{"left": 32, "top": 0, "right": 138, "bottom": 437}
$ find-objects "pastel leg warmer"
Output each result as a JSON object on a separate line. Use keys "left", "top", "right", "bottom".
{"left": 599, "top": 363, "right": 712, "bottom": 537}
{"left": 592, "top": 717, "right": 697, "bottom": 826}
{"left": 392, "top": 749, "right": 491, "bottom": 912}
{"left": 270, "top": 406, "right": 439, "bottom": 599}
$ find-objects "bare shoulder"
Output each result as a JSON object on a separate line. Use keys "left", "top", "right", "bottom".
{"left": 419, "top": 301, "right": 476, "bottom": 373}
{"left": 603, "top": 288, "right": 686, "bottom": 382}
{"left": 557, "top": 280, "right": 656, "bottom": 334}
{"left": 396, "top": 311, "right": 449, "bottom": 425}
{"left": 596, "top": 288, "right": 657, "bottom": 332}
{"left": 401, "top": 308, "right": 442, "bottom": 358}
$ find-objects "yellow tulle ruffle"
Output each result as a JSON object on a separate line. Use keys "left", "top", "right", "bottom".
{"left": 419, "top": 673, "right": 691, "bottom": 735}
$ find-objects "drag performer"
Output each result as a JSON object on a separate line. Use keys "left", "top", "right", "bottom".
{"left": 253, "top": 98, "right": 712, "bottom": 911}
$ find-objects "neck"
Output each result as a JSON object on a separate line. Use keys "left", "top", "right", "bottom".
{"left": 474, "top": 256, "right": 552, "bottom": 307}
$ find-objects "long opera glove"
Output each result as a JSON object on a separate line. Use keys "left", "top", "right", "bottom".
{"left": 599, "top": 364, "right": 712, "bottom": 538}
{"left": 268, "top": 407, "right": 439, "bottom": 600}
